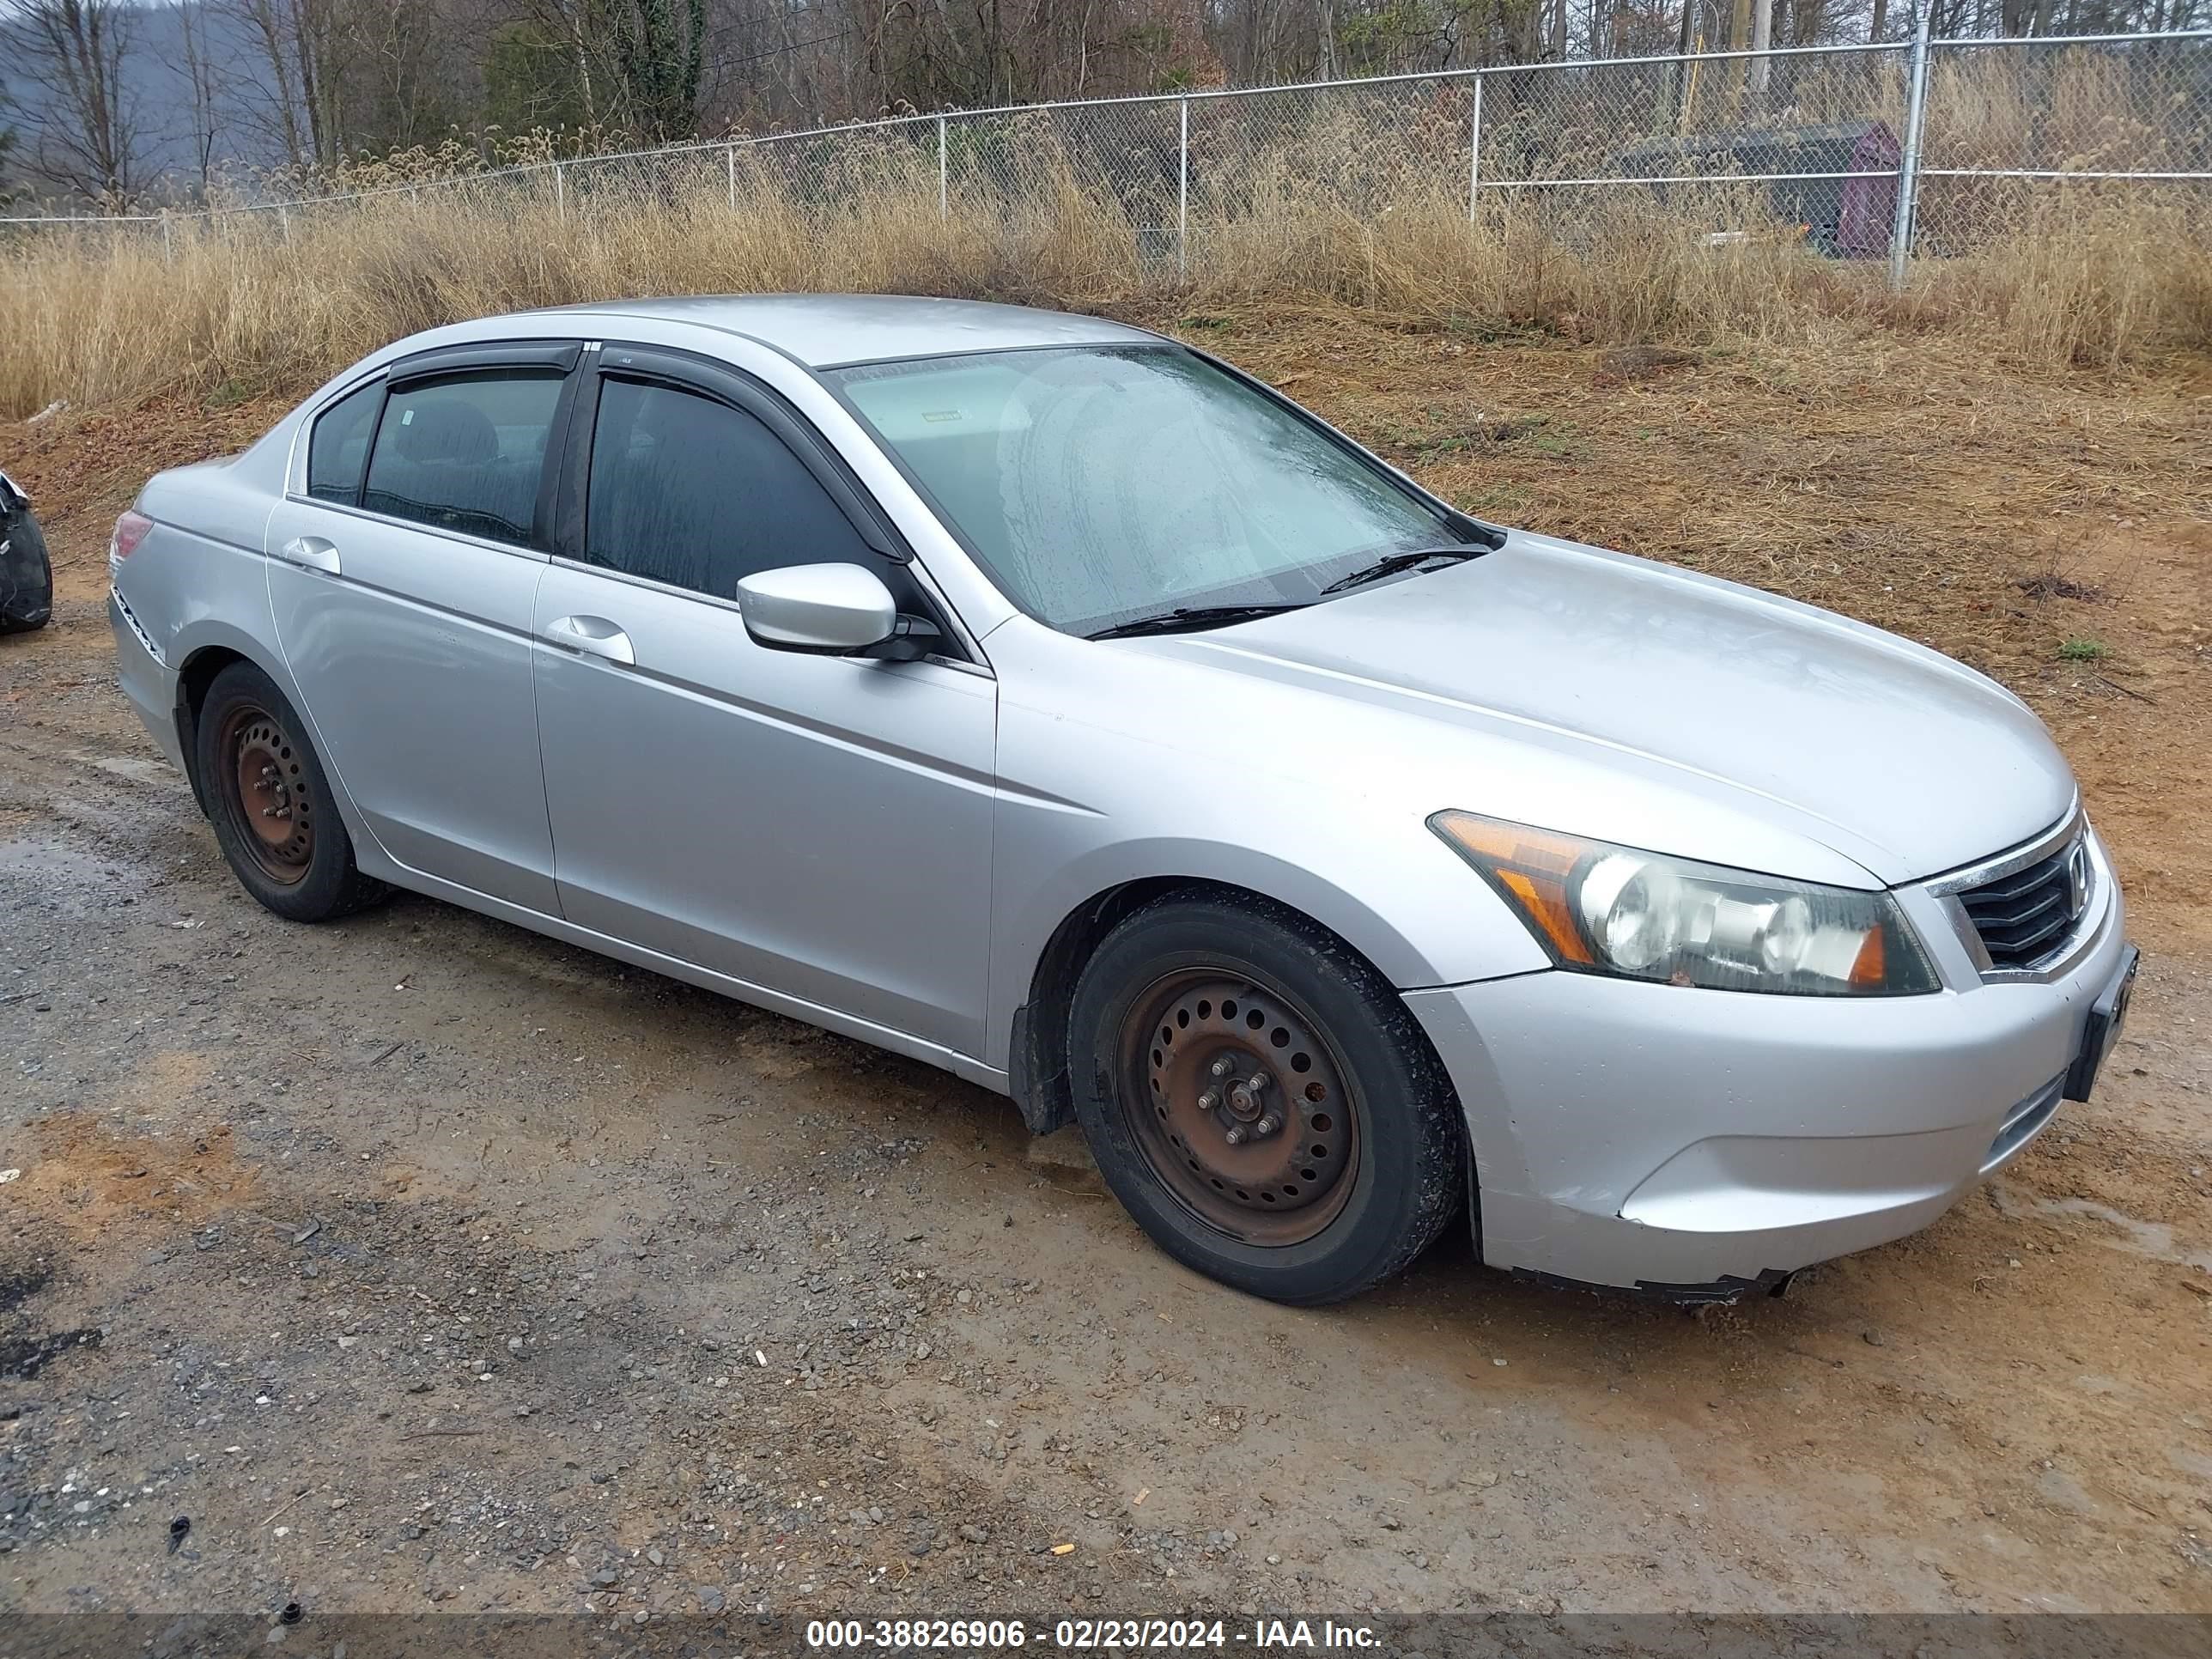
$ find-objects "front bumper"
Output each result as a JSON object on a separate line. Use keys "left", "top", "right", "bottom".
{"left": 1403, "top": 838, "right": 2130, "bottom": 1294}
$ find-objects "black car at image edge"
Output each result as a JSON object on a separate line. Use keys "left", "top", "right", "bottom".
{"left": 1, "top": 467, "right": 54, "bottom": 633}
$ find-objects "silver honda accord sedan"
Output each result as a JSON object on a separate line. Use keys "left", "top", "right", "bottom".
{"left": 106, "top": 295, "right": 2136, "bottom": 1304}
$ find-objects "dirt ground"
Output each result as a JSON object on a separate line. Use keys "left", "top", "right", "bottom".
{"left": 3, "top": 316, "right": 2210, "bottom": 1632}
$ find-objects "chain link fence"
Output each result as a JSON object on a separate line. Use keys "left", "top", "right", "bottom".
{"left": 4, "top": 26, "right": 2206, "bottom": 286}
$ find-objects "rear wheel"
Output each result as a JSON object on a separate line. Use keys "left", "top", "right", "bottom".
{"left": 1066, "top": 890, "right": 1465, "bottom": 1304}
{"left": 195, "top": 661, "right": 385, "bottom": 922}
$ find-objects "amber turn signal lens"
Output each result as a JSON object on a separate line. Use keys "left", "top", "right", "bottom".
{"left": 1428, "top": 809, "right": 1595, "bottom": 965}
{"left": 1849, "top": 925, "right": 1887, "bottom": 988}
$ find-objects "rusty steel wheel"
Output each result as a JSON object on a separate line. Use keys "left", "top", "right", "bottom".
{"left": 1117, "top": 970, "right": 1360, "bottom": 1247}
{"left": 1070, "top": 891, "right": 1465, "bottom": 1303}
{"left": 194, "top": 660, "right": 384, "bottom": 923}
{"left": 215, "top": 703, "right": 315, "bottom": 885}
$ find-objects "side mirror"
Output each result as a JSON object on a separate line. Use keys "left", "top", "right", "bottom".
{"left": 737, "top": 562, "right": 897, "bottom": 654}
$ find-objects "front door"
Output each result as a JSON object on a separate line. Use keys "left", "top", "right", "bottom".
{"left": 265, "top": 344, "right": 578, "bottom": 912}
{"left": 530, "top": 349, "right": 996, "bottom": 1056}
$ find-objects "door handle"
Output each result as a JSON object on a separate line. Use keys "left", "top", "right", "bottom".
{"left": 542, "top": 613, "right": 636, "bottom": 666}
{"left": 279, "top": 535, "right": 341, "bottom": 575}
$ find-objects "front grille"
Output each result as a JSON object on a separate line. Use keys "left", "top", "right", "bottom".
{"left": 1958, "top": 835, "right": 2086, "bottom": 970}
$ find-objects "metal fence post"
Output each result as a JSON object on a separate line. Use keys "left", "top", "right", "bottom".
{"left": 1177, "top": 97, "right": 1191, "bottom": 275}
{"left": 726, "top": 143, "right": 738, "bottom": 210}
{"left": 1889, "top": 7, "right": 1934, "bottom": 292}
{"left": 555, "top": 161, "right": 567, "bottom": 224}
{"left": 938, "top": 115, "right": 950, "bottom": 219}
{"left": 161, "top": 215, "right": 173, "bottom": 264}
{"left": 1467, "top": 73, "right": 1485, "bottom": 222}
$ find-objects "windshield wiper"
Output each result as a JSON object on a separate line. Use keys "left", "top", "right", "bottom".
{"left": 1085, "top": 603, "right": 1311, "bottom": 641}
{"left": 1319, "top": 544, "right": 1491, "bottom": 596}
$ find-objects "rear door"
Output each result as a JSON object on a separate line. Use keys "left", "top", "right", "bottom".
{"left": 265, "top": 341, "right": 580, "bottom": 911}
{"left": 530, "top": 343, "right": 997, "bottom": 1056}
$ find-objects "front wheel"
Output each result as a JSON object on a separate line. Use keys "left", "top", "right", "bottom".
{"left": 1066, "top": 890, "right": 1466, "bottom": 1304}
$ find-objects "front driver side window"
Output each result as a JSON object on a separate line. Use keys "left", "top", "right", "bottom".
{"left": 583, "top": 378, "right": 873, "bottom": 600}
{"left": 362, "top": 368, "right": 565, "bottom": 546}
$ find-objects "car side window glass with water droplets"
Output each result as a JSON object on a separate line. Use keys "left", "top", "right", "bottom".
{"left": 361, "top": 368, "right": 564, "bottom": 545}
{"left": 580, "top": 379, "right": 872, "bottom": 601}
{"left": 305, "top": 380, "right": 383, "bottom": 507}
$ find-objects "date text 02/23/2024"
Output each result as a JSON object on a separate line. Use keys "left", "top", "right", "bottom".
{"left": 804, "top": 1618, "right": 1382, "bottom": 1650}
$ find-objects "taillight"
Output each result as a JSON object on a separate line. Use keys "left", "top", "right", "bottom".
{"left": 109, "top": 509, "right": 153, "bottom": 570}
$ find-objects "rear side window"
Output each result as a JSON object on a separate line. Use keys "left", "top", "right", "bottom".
{"left": 362, "top": 368, "right": 565, "bottom": 545}
{"left": 582, "top": 378, "right": 872, "bottom": 599}
{"left": 307, "top": 381, "right": 382, "bottom": 506}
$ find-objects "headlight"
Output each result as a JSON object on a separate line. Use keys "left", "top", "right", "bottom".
{"left": 1428, "top": 810, "right": 1938, "bottom": 996}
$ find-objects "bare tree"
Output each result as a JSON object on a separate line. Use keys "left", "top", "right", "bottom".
{"left": 0, "top": 78, "right": 19, "bottom": 208}
{"left": 225, "top": 0, "right": 349, "bottom": 170}
{"left": 4, "top": 0, "right": 2190, "bottom": 200}
{"left": 628, "top": 0, "right": 2212, "bottom": 130}
{"left": 502, "top": 0, "right": 714, "bottom": 137}
{"left": 509, "top": 0, "right": 610, "bottom": 131}
{"left": 352, "top": 0, "right": 471, "bottom": 153}
{"left": 176, "top": 3, "right": 227, "bottom": 198}
{"left": 217, "top": 0, "right": 477, "bottom": 171}
{"left": 12, "top": 0, "right": 143, "bottom": 202}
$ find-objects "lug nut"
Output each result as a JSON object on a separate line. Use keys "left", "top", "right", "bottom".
{"left": 1254, "top": 1114, "right": 1281, "bottom": 1138}
{"left": 1210, "top": 1057, "right": 1235, "bottom": 1079}
{"left": 1197, "top": 1090, "right": 1218, "bottom": 1113}
{"left": 1224, "top": 1125, "right": 1246, "bottom": 1146}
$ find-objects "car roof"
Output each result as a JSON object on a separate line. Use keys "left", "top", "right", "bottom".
{"left": 524, "top": 295, "right": 1159, "bottom": 369}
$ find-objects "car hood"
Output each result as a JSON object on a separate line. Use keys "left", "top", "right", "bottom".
{"left": 1137, "top": 534, "right": 2074, "bottom": 884}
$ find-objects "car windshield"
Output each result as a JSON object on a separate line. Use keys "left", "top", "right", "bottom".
{"left": 830, "top": 344, "right": 1462, "bottom": 637}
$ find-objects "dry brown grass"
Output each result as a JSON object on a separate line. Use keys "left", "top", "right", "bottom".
{"left": 1904, "top": 182, "right": 2212, "bottom": 368}
{"left": 2, "top": 125, "right": 2208, "bottom": 421}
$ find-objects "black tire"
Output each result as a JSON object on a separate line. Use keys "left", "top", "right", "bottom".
{"left": 193, "top": 660, "right": 386, "bottom": 922}
{"left": 1066, "top": 888, "right": 1466, "bottom": 1305}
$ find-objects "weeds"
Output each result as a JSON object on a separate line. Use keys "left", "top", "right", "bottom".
{"left": 2, "top": 118, "right": 2205, "bottom": 420}
{"left": 2019, "top": 573, "right": 2106, "bottom": 603}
